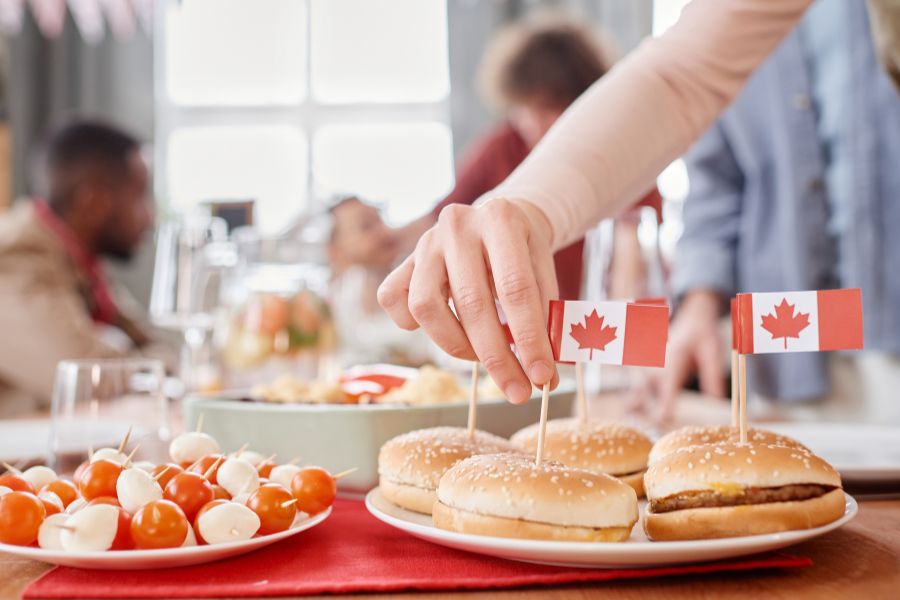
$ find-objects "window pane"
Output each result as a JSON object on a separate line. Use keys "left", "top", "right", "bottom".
{"left": 166, "top": 125, "right": 309, "bottom": 234}
{"left": 310, "top": 0, "right": 449, "bottom": 103}
{"left": 165, "top": 0, "right": 308, "bottom": 106}
{"left": 312, "top": 123, "right": 454, "bottom": 224}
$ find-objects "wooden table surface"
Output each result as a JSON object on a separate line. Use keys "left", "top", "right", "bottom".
{"left": 2, "top": 498, "right": 898, "bottom": 600}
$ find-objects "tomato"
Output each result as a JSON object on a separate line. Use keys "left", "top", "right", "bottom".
{"left": 256, "top": 461, "right": 276, "bottom": 479}
{"left": 247, "top": 483, "right": 296, "bottom": 535}
{"left": 39, "top": 494, "right": 63, "bottom": 516}
{"left": 290, "top": 467, "right": 336, "bottom": 516}
{"left": 40, "top": 479, "right": 78, "bottom": 508}
{"left": 72, "top": 460, "right": 90, "bottom": 488}
{"left": 187, "top": 454, "right": 224, "bottom": 484}
{"left": 109, "top": 505, "right": 134, "bottom": 550}
{"left": 130, "top": 500, "right": 189, "bottom": 549}
{"left": 0, "top": 473, "right": 36, "bottom": 495}
{"left": 163, "top": 472, "right": 214, "bottom": 521}
{"left": 152, "top": 463, "right": 183, "bottom": 490}
{"left": 78, "top": 459, "right": 123, "bottom": 501}
{"left": 192, "top": 499, "right": 229, "bottom": 544}
{"left": 211, "top": 485, "right": 231, "bottom": 501}
{"left": 0, "top": 492, "right": 46, "bottom": 546}
{"left": 88, "top": 496, "right": 121, "bottom": 508}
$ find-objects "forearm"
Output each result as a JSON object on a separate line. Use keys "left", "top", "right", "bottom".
{"left": 483, "top": 0, "right": 811, "bottom": 249}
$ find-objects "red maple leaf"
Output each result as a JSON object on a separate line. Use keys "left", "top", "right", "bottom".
{"left": 760, "top": 298, "right": 810, "bottom": 349}
{"left": 569, "top": 310, "right": 618, "bottom": 359}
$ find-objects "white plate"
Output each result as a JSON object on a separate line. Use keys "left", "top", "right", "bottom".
{"left": 0, "top": 508, "right": 331, "bottom": 570}
{"left": 764, "top": 423, "right": 900, "bottom": 482}
{"left": 365, "top": 488, "right": 856, "bottom": 569}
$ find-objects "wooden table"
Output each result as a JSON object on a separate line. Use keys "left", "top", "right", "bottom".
{"left": 2, "top": 499, "right": 897, "bottom": 600}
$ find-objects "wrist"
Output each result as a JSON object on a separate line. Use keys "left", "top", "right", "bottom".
{"left": 507, "top": 199, "right": 555, "bottom": 248}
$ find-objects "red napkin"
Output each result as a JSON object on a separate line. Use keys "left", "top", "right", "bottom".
{"left": 25, "top": 499, "right": 811, "bottom": 598}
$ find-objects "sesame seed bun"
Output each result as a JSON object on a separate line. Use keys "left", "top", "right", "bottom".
{"left": 433, "top": 453, "right": 638, "bottom": 541}
{"left": 510, "top": 419, "right": 651, "bottom": 496}
{"left": 648, "top": 425, "right": 809, "bottom": 465}
{"left": 378, "top": 427, "right": 521, "bottom": 514}
{"left": 643, "top": 442, "right": 844, "bottom": 540}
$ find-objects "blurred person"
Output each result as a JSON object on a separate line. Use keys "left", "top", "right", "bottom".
{"left": 657, "top": 0, "right": 900, "bottom": 424}
{"left": 395, "top": 15, "right": 662, "bottom": 301}
{"left": 0, "top": 120, "right": 170, "bottom": 415}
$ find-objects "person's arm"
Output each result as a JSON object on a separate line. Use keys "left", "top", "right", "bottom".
{"left": 379, "top": 0, "right": 813, "bottom": 404}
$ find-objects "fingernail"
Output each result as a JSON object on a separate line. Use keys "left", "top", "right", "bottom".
{"left": 506, "top": 382, "right": 531, "bottom": 404}
{"left": 528, "top": 361, "right": 553, "bottom": 385}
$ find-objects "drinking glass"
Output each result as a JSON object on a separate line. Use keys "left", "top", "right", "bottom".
{"left": 49, "top": 359, "right": 170, "bottom": 475}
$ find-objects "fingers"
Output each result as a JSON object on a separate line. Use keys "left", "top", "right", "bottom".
{"left": 439, "top": 205, "right": 533, "bottom": 404}
{"left": 378, "top": 255, "right": 417, "bottom": 330}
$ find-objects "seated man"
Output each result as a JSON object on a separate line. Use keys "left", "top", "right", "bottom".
{"left": 660, "top": 0, "right": 900, "bottom": 424}
{"left": 0, "top": 120, "right": 170, "bottom": 415}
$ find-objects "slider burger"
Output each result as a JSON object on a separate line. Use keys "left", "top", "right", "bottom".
{"left": 433, "top": 453, "right": 638, "bottom": 542}
{"left": 378, "top": 427, "right": 520, "bottom": 514}
{"left": 510, "top": 419, "right": 652, "bottom": 496}
{"left": 648, "top": 425, "right": 809, "bottom": 465}
{"left": 643, "top": 442, "right": 844, "bottom": 540}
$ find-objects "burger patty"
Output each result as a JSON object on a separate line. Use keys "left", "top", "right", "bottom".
{"left": 649, "top": 484, "right": 837, "bottom": 513}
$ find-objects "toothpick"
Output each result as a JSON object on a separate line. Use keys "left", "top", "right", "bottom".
{"left": 2, "top": 462, "right": 21, "bottom": 475}
{"left": 261, "top": 453, "right": 277, "bottom": 465}
{"left": 738, "top": 354, "right": 748, "bottom": 444}
{"left": 153, "top": 465, "right": 172, "bottom": 482}
{"left": 117, "top": 426, "right": 133, "bottom": 454}
{"left": 123, "top": 443, "right": 141, "bottom": 467}
{"left": 230, "top": 528, "right": 239, "bottom": 536}
{"left": 287, "top": 456, "right": 302, "bottom": 466}
{"left": 202, "top": 456, "right": 224, "bottom": 481}
{"left": 535, "top": 383, "right": 550, "bottom": 466}
{"left": 576, "top": 362, "right": 587, "bottom": 424}
{"left": 332, "top": 467, "right": 358, "bottom": 481}
{"left": 731, "top": 349, "right": 739, "bottom": 428}
{"left": 281, "top": 498, "right": 298, "bottom": 509}
{"left": 196, "top": 413, "right": 204, "bottom": 434}
{"left": 233, "top": 443, "right": 249, "bottom": 458}
{"left": 87, "top": 445, "right": 94, "bottom": 459}
{"left": 467, "top": 362, "right": 479, "bottom": 439}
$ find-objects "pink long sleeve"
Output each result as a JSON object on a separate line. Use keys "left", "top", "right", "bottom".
{"left": 482, "top": 0, "right": 813, "bottom": 250}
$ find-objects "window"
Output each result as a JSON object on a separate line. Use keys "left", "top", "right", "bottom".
{"left": 156, "top": 0, "right": 452, "bottom": 234}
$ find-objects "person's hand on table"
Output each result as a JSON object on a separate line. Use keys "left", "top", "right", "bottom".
{"left": 378, "top": 199, "right": 560, "bottom": 404}
{"left": 656, "top": 290, "right": 726, "bottom": 421}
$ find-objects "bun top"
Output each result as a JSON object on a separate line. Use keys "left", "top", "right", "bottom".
{"left": 378, "top": 427, "right": 520, "bottom": 490}
{"left": 644, "top": 442, "right": 841, "bottom": 500}
{"left": 648, "top": 425, "right": 809, "bottom": 465}
{"left": 437, "top": 453, "right": 638, "bottom": 529}
{"left": 510, "top": 419, "right": 651, "bottom": 475}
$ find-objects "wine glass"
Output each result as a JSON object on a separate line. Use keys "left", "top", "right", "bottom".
{"left": 48, "top": 359, "right": 170, "bottom": 475}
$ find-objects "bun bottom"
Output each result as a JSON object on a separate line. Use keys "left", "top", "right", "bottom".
{"left": 432, "top": 501, "right": 634, "bottom": 542}
{"left": 380, "top": 478, "right": 436, "bottom": 515}
{"left": 643, "top": 488, "right": 846, "bottom": 541}
{"left": 618, "top": 471, "right": 645, "bottom": 498}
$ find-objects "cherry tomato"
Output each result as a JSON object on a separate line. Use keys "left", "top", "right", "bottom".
{"left": 187, "top": 454, "right": 224, "bottom": 484}
{"left": 290, "top": 467, "right": 336, "bottom": 516}
{"left": 163, "top": 472, "right": 214, "bottom": 521}
{"left": 72, "top": 460, "right": 90, "bottom": 488}
{"left": 0, "top": 473, "right": 36, "bottom": 495}
{"left": 109, "top": 505, "right": 134, "bottom": 550}
{"left": 192, "top": 499, "right": 228, "bottom": 544}
{"left": 78, "top": 459, "right": 123, "bottom": 501}
{"left": 212, "top": 485, "right": 231, "bottom": 501}
{"left": 152, "top": 463, "right": 183, "bottom": 490}
{"left": 0, "top": 491, "right": 46, "bottom": 546}
{"left": 179, "top": 461, "right": 193, "bottom": 470}
{"left": 130, "top": 500, "right": 189, "bottom": 549}
{"left": 40, "top": 479, "right": 78, "bottom": 508}
{"left": 39, "top": 494, "right": 63, "bottom": 516}
{"left": 88, "top": 496, "right": 121, "bottom": 508}
{"left": 247, "top": 483, "right": 297, "bottom": 535}
{"left": 257, "top": 460, "right": 276, "bottom": 479}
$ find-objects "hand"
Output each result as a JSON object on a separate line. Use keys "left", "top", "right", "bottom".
{"left": 657, "top": 290, "right": 726, "bottom": 420}
{"left": 378, "top": 199, "right": 560, "bottom": 404}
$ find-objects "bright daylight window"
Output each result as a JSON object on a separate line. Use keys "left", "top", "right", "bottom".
{"left": 158, "top": 0, "right": 453, "bottom": 234}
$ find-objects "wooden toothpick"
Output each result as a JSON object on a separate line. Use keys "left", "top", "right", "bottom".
{"left": 123, "top": 443, "right": 142, "bottom": 467}
{"left": 467, "top": 362, "right": 479, "bottom": 439}
{"left": 738, "top": 354, "right": 748, "bottom": 444}
{"left": 281, "top": 498, "right": 298, "bottom": 509}
{"left": 2, "top": 462, "right": 21, "bottom": 475}
{"left": 196, "top": 413, "right": 205, "bottom": 434}
{"left": 117, "top": 426, "right": 133, "bottom": 454}
{"left": 153, "top": 465, "right": 172, "bottom": 482}
{"left": 202, "top": 456, "right": 224, "bottom": 481}
{"left": 535, "top": 383, "right": 550, "bottom": 466}
{"left": 233, "top": 443, "right": 249, "bottom": 458}
{"left": 576, "top": 362, "right": 587, "bottom": 424}
{"left": 332, "top": 467, "right": 358, "bottom": 481}
{"left": 731, "top": 349, "right": 739, "bottom": 428}
{"left": 287, "top": 456, "right": 302, "bottom": 466}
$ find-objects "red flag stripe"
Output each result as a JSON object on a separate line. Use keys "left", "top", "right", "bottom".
{"left": 548, "top": 300, "right": 566, "bottom": 363}
{"left": 737, "top": 294, "right": 754, "bottom": 354}
{"left": 817, "top": 289, "right": 864, "bottom": 351}
{"left": 622, "top": 304, "right": 669, "bottom": 367}
{"left": 730, "top": 297, "right": 738, "bottom": 351}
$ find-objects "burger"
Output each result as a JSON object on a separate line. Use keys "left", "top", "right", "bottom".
{"left": 643, "top": 442, "right": 844, "bottom": 540}
{"left": 510, "top": 419, "right": 652, "bottom": 496}
{"left": 433, "top": 453, "right": 639, "bottom": 542}
{"left": 648, "top": 425, "right": 809, "bottom": 465}
{"left": 378, "top": 427, "right": 521, "bottom": 514}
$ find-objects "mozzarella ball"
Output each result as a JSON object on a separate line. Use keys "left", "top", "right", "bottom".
{"left": 65, "top": 498, "right": 88, "bottom": 515}
{"left": 38, "top": 513, "right": 71, "bottom": 550}
{"left": 22, "top": 466, "right": 57, "bottom": 491}
{"left": 169, "top": 432, "right": 220, "bottom": 464}
{"left": 231, "top": 450, "right": 265, "bottom": 467}
{"left": 132, "top": 461, "right": 156, "bottom": 473}
{"left": 182, "top": 524, "right": 198, "bottom": 547}
{"left": 217, "top": 458, "right": 259, "bottom": 498}
{"left": 116, "top": 468, "right": 163, "bottom": 513}
{"left": 196, "top": 502, "right": 260, "bottom": 545}
{"left": 60, "top": 504, "right": 119, "bottom": 552}
{"left": 269, "top": 465, "right": 301, "bottom": 490}
{"left": 39, "top": 491, "right": 64, "bottom": 512}
{"left": 91, "top": 448, "right": 128, "bottom": 465}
